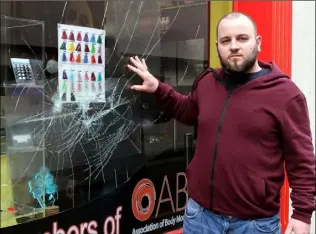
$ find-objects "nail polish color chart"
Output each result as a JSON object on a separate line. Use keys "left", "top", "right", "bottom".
{"left": 57, "top": 23, "right": 106, "bottom": 103}
{"left": 58, "top": 64, "right": 105, "bottom": 103}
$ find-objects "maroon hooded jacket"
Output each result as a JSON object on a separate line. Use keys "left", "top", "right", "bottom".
{"left": 154, "top": 61, "right": 315, "bottom": 224}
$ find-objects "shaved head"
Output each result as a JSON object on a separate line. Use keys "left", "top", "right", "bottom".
{"left": 216, "top": 12, "right": 258, "bottom": 40}
{"left": 215, "top": 12, "right": 262, "bottom": 73}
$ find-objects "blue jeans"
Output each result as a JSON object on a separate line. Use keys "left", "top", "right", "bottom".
{"left": 183, "top": 198, "right": 281, "bottom": 234}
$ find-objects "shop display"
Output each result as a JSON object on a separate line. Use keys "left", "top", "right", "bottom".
{"left": 10, "top": 58, "right": 45, "bottom": 85}
{"left": 1, "top": 1, "right": 210, "bottom": 233}
{"left": 11, "top": 59, "right": 34, "bottom": 82}
{"left": 28, "top": 167, "right": 57, "bottom": 209}
{"left": 57, "top": 24, "right": 106, "bottom": 103}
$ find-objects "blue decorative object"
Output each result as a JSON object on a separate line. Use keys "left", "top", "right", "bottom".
{"left": 28, "top": 167, "right": 57, "bottom": 208}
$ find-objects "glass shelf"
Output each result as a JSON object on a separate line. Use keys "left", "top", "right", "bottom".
{"left": 1, "top": 15, "right": 48, "bottom": 228}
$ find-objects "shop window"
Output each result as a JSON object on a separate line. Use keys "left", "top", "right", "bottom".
{"left": 0, "top": 0, "right": 209, "bottom": 228}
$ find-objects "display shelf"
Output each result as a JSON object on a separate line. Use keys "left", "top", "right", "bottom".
{"left": 15, "top": 206, "right": 59, "bottom": 224}
{"left": 0, "top": 15, "right": 51, "bottom": 229}
{"left": 1, "top": 15, "right": 45, "bottom": 49}
{"left": 146, "top": 1, "right": 207, "bottom": 12}
{"left": 1, "top": 82, "right": 45, "bottom": 88}
{"left": 7, "top": 146, "right": 45, "bottom": 153}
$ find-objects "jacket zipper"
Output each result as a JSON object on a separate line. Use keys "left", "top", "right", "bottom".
{"left": 209, "top": 90, "right": 232, "bottom": 210}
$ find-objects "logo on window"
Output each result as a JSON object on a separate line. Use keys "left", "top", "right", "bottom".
{"left": 131, "top": 178, "right": 156, "bottom": 221}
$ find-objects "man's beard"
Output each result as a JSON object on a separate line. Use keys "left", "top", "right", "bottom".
{"left": 218, "top": 47, "right": 258, "bottom": 74}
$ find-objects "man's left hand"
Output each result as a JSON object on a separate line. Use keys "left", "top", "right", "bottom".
{"left": 285, "top": 218, "right": 310, "bottom": 234}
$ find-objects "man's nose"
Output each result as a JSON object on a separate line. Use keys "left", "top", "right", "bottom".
{"left": 230, "top": 40, "right": 239, "bottom": 51}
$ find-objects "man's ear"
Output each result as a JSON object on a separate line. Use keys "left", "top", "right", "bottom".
{"left": 256, "top": 35, "right": 262, "bottom": 52}
{"left": 215, "top": 41, "right": 219, "bottom": 57}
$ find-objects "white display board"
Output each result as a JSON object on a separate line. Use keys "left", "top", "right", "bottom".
{"left": 57, "top": 24, "right": 106, "bottom": 103}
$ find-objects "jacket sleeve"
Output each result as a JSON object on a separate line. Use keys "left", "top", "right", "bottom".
{"left": 153, "top": 81, "right": 198, "bottom": 126}
{"left": 280, "top": 93, "right": 316, "bottom": 224}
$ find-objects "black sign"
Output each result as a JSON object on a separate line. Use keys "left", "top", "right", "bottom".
{"left": 2, "top": 151, "right": 189, "bottom": 234}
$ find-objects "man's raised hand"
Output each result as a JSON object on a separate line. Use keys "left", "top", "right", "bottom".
{"left": 127, "top": 56, "right": 159, "bottom": 93}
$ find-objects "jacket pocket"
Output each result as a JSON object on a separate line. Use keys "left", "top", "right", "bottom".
{"left": 259, "top": 178, "right": 267, "bottom": 206}
{"left": 185, "top": 198, "right": 204, "bottom": 219}
{"left": 252, "top": 214, "right": 280, "bottom": 233}
{"left": 244, "top": 176, "right": 267, "bottom": 207}
{"left": 250, "top": 177, "right": 267, "bottom": 207}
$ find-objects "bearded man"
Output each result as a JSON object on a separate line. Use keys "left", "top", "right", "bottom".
{"left": 127, "top": 12, "right": 315, "bottom": 234}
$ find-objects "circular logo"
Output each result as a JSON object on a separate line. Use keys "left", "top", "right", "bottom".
{"left": 132, "top": 179, "right": 156, "bottom": 221}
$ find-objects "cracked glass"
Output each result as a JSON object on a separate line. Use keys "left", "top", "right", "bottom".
{"left": 0, "top": 0, "right": 209, "bottom": 228}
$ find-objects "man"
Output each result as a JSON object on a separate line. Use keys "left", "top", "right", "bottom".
{"left": 127, "top": 12, "right": 315, "bottom": 234}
